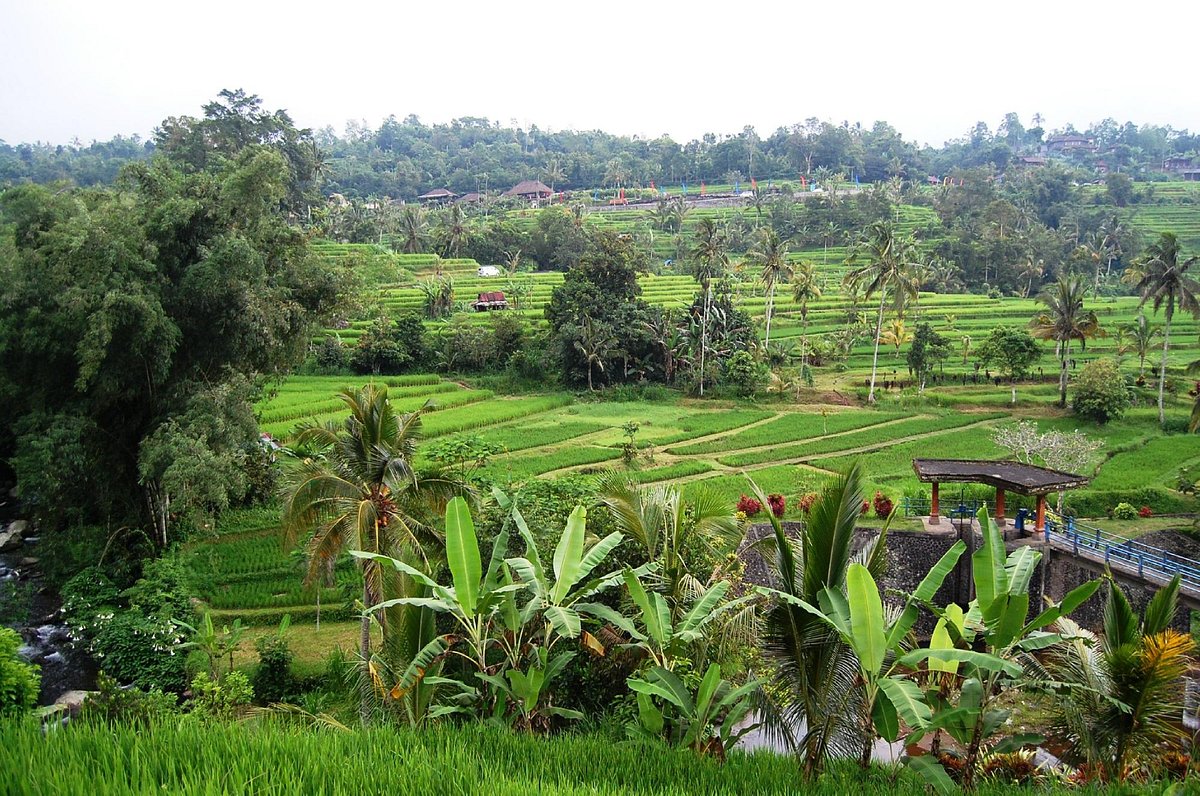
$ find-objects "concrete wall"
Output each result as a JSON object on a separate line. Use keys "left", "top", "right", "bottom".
{"left": 1040, "top": 546, "right": 1195, "bottom": 632}
{"left": 744, "top": 522, "right": 1194, "bottom": 634}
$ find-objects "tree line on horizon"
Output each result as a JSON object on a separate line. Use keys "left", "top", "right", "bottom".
{"left": 4, "top": 91, "right": 1200, "bottom": 200}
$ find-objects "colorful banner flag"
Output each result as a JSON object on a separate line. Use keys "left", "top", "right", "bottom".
{"left": 700, "top": 182, "right": 706, "bottom": 196}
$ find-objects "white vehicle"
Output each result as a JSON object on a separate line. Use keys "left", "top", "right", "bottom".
{"left": 477, "top": 265, "right": 501, "bottom": 277}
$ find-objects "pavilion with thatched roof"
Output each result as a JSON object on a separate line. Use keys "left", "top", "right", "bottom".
{"left": 417, "top": 188, "right": 458, "bottom": 204}
{"left": 503, "top": 179, "right": 552, "bottom": 201}
{"left": 912, "top": 458, "right": 1090, "bottom": 534}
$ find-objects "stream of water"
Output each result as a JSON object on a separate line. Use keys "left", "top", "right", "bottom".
{"left": 0, "top": 492, "right": 97, "bottom": 705}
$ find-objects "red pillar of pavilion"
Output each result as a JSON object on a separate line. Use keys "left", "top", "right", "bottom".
{"left": 930, "top": 482, "right": 940, "bottom": 524}
{"left": 1035, "top": 495, "right": 1046, "bottom": 534}
{"left": 995, "top": 488, "right": 1006, "bottom": 527}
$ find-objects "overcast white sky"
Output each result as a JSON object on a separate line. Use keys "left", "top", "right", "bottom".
{"left": 1, "top": 0, "right": 1195, "bottom": 148}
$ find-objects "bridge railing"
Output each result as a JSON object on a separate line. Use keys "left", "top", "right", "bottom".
{"left": 1044, "top": 513, "right": 1200, "bottom": 591}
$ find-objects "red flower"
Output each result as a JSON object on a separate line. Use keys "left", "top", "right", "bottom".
{"left": 736, "top": 494, "right": 763, "bottom": 517}
{"left": 767, "top": 494, "right": 786, "bottom": 518}
{"left": 872, "top": 491, "right": 894, "bottom": 519}
{"left": 1138, "top": 505, "right": 1154, "bottom": 518}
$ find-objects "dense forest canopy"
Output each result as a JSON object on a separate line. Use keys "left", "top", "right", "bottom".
{"left": 5, "top": 95, "right": 1200, "bottom": 199}
{"left": 0, "top": 91, "right": 348, "bottom": 566}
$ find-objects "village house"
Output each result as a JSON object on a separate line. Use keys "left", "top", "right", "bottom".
{"left": 416, "top": 188, "right": 458, "bottom": 204}
{"left": 503, "top": 179, "right": 553, "bottom": 204}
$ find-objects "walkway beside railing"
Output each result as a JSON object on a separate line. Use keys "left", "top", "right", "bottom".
{"left": 1044, "top": 513, "right": 1200, "bottom": 593}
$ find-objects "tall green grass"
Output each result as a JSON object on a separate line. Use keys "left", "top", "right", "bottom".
{"left": 0, "top": 720, "right": 1121, "bottom": 795}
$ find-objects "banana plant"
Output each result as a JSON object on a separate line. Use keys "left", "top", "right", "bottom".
{"left": 627, "top": 662, "right": 758, "bottom": 756}
{"left": 477, "top": 647, "right": 584, "bottom": 732}
{"left": 354, "top": 496, "right": 526, "bottom": 692}
{"left": 174, "top": 612, "right": 246, "bottom": 679}
{"left": 765, "top": 541, "right": 968, "bottom": 768}
{"left": 903, "top": 506, "right": 1102, "bottom": 793}
{"left": 497, "top": 488, "right": 645, "bottom": 654}
{"left": 582, "top": 571, "right": 755, "bottom": 671}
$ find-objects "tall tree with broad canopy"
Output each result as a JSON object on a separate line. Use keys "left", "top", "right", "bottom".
{"left": 0, "top": 94, "right": 347, "bottom": 552}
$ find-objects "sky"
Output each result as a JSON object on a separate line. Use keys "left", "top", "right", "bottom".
{"left": 2, "top": 0, "right": 1196, "bottom": 149}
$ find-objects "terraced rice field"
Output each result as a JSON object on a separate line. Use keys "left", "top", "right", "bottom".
{"left": 210, "top": 372, "right": 1200, "bottom": 626}
{"left": 257, "top": 376, "right": 1200, "bottom": 517}
{"left": 312, "top": 195, "right": 1200, "bottom": 379}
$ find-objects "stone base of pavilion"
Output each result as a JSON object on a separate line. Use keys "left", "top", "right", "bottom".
{"left": 919, "top": 514, "right": 1027, "bottom": 540}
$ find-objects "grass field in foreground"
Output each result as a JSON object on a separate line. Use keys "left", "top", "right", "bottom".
{"left": 0, "top": 720, "right": 1156, "bottom": 796}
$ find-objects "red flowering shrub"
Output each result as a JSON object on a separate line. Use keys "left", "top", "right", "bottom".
{"left": 872, "top": 491, "right": 894, "bottom": 519}
{"left": 860, "top": 500, "right": 870, "bottom": 515}
{"left": 798, "top": 492, "right": 819, "bottom": 514}
{"left": 736, "top": 494, "right": 763, "bottom": 517}
{"left": 767, "top": 494, "right": 786, "bottom": 518}
{"left": 1139, "top": 505, "right": 1154, "bottom": 518}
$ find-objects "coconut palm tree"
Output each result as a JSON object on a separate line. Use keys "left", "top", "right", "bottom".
{"left": 1126, "top": 313, "right": 1159, "bottom": 381}
{"left": 753, "top": 461, "right": 889, "bottom": 779}
{"left": 1100, "top": 214, "right": 1126, "bottom": 281}
{"left": 1029, "top": 275, "right": 1103, "bottom": 408}
{"left": 1134, "top": 232, "right": 1200, "bottom": 427}
{"left": 574, "top": 317, "right": 616, "bottom": 391}
{"left": 437, "top": 204, "right": 469, "bottom": 259}
{"left": 281, "top": 385, "right": 462, "bottom": 722}
{"left": 669, "top": 197, "right": 690, "bottom": 234}
{"left": 690, "top": 218, "right": 729, "bottom": 396}
{"left": 1036, "top": 576, "right": 1192, "bottom": 779}
{"left": 845, "top": 221, "right": 918, "bottom": 403}
{"left": 398, "top": 205, "right": 430, "bottom": 254}
{"left": 649, "top": 198, "right": 674, "bottom": 232}
{"left": 1018, "top": 257, "right": 1045, "bottom": 298}
{"left": 791, "top": 261, "right": 822, "bottom": 369}
{"left": 541, "top": 157, "right": 566, "bottom": 196}
{"left": 748, "top": 228, "right": 792, "bottom": 348}
{"left": 818, "top": 222, "right": 838, "bottom": 267}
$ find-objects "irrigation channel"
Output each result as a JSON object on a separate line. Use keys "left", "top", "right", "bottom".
{"left": 0, "top": 486, "right": 96, "bottom": 707}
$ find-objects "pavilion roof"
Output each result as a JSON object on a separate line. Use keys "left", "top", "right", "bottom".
{"left": 503, "top": 179, "right": 552, "bottom": 197}
{"left": 912, "top": 458, "right": 1089, "bottom": 495}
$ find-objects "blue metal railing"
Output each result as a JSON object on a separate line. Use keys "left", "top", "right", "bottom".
{"left": 1044, "top": 513, "right": 1200, "bottom": 591}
